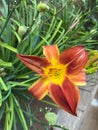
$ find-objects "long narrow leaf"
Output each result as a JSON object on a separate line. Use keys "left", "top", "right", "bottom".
{"left": 13, "top": 95, "right": 28, "bottom": 130}
{"left": 0, "top": 77, "right": 8, "bottom": 91}
{"left": 0, "top": 59, "right": 12, "bottom": 67}
{"left": 0, "top": 41, "right": 18, "bottom": 53}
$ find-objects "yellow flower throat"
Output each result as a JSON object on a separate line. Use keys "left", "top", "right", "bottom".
{"left": 44, "top": 63, "right": 66, "bottom": 86}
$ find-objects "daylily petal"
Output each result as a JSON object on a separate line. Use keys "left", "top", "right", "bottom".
{"left": 62, "top": 78, "right": 80, "bottom": 115}
{"left": 60, "top": 46, "right": 88, "bottom": 74}
{"left": 28, "top": 78, "right": 49, "bottom": 100}
{"left": 17, "top": 54, "right": 50, "bottom": 74}
{"left": 69, "top": 70, "right": 86, "bottom": 86}
{"left": 49, "top": 84, "right": 75, "bottom": 115}
{"left": 49, "top": 77, "right": 80, "bottom": 116}
{"left": 43, "top": 45, "right": 60, "bottom": 63}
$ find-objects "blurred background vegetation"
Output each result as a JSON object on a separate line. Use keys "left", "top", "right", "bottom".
{"left": 0, "top": 0, "right": 98, "bottom": 130}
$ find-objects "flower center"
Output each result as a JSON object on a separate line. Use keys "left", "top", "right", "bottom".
{"left": 44, "top": 64, "right": 66, "bottom": 86}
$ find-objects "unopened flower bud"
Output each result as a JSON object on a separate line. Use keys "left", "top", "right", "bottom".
{"left": 45, "top": 112, "right": 57, "bottom": 125}
{"left": 18, "top": 26, "right": 26, "bottom": 35}
{"left": 37, "top": 2, "right": 49, "bottom": 12}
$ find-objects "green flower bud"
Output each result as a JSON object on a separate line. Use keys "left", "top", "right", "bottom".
{"left": 45, "top": 112, "right": 57, "bottom": 125}
{"left": 18, "top": 26, "right": 26, "bottom": 35}
{"left": 37, "top": 2, "right": 49, "bottom": 12}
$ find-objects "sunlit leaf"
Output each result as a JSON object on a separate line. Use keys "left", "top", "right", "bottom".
{"left": 0, "top": 59, "right": 12, "bottom": 67}
{"left": 0, "top": 41, "right": 18, "bottom": 53}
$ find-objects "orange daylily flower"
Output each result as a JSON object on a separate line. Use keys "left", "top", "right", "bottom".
{"left": 17, "top": 45, "right": 88, "bottom": 116}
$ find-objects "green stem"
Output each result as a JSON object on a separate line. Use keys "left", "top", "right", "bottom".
{"left": 19, "top": 13, "right": 42, "bottom": 45}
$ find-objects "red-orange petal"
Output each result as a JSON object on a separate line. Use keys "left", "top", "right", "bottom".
{"left": 17, "top": 54, "right": 50, "bottom": 74}
{"left": 60, "top": 46, "right": 88, "bottom": 74}
{"left": 49, "top": 77, "right": 80, "bottom": 116}
{"left": 62, "top": 78, "right": 80, "bottom": 114}
{"left": 43, "top": 45, "right": 60, "bottom": 63}
{"left": 28, "top": 78, "right": 49, "bottom": 100}
{"left": 69, "top": 70, "right": 86, "bottom": 86}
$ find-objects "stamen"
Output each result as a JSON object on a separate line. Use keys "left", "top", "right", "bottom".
{"left": 48, "top": 68, "right": 61, "bottom": 78}
{"left": 43, "top": 63, "right": 66, "bottom": 85}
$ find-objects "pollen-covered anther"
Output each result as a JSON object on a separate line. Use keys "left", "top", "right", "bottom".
{"left": 44, "top": 64, "right": 66, "bottom": 85}
{"left": 48, "top": 68, "right": 61, "bottom": 77}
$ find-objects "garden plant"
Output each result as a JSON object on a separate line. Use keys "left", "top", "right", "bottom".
{"left": 0, "top": 0, "right": 98, "bottom": 130}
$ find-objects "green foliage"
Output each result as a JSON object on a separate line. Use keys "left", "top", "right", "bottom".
{"left": 0, "top": 0, "right": 98, "bottom": 129}
{"left": 86, "top": 50, "right": 98, "bottom": 74}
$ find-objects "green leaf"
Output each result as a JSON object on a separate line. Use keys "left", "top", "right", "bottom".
{"left": 0, "top": 59, "right": 12, "bottom": 67}
{"left": 1, "top": 0, "right": 8, "bottom": 17}
{"left": 0, "top": 104, "right": 5, "bottom": 120}
{"left": 0, "top": 90, "right": 2, "bottom": 107}
{"left": 13, "top": 95, "right": 28, "bottom": 130}
{"left": 0, "top": 41, "right": 18, "bottom": 53}
{"left": 2, "top": 88, "right": 11, "bottom": 102}
{"left": 0, "top": 77, "right": 8, "bottom": 91}
{"left": 12, "top": 31, "right": 21, "bottom": 43}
